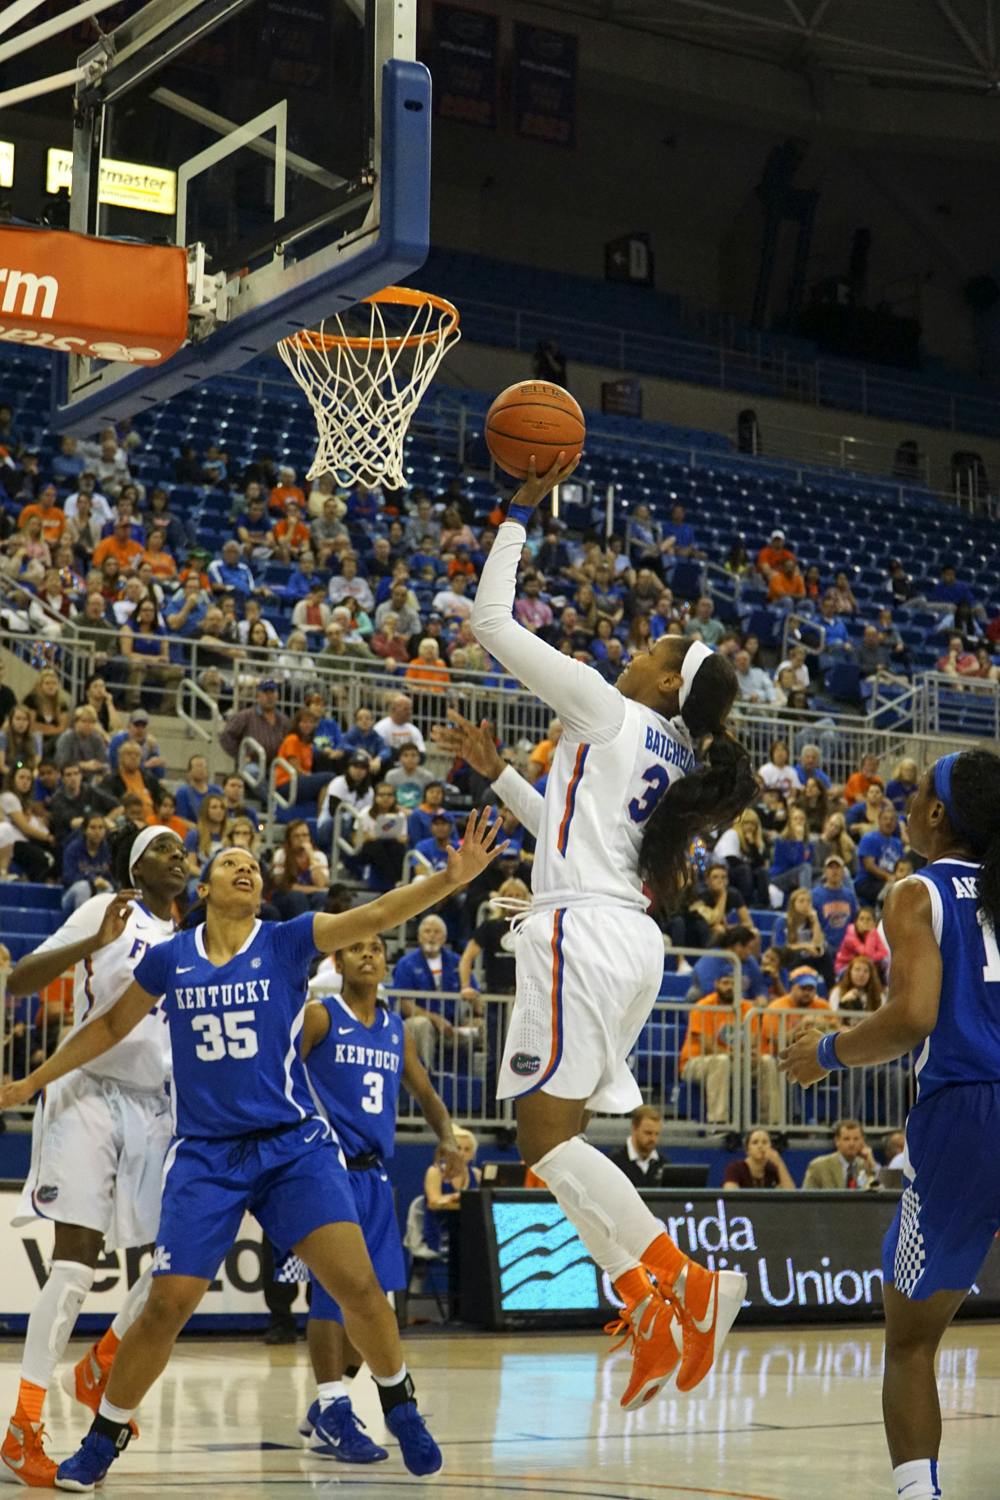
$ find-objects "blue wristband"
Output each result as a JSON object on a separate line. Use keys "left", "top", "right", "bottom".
{"left": 816, "top": 1031, "right": 847, "bottom": 1072}
{"left": 506, "top": 503, "right": 534, "bottom": 527}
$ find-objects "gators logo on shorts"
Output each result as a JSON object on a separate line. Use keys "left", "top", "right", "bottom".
{"left": 510, "top": 1051, "right": 542, "bottom": 1077}
{"left": 36, "top": 1185, "right": 59, "bottom": 1203}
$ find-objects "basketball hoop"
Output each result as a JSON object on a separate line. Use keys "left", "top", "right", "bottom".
{"left": 277, "top": 286, "right": 461, "bottom": 488}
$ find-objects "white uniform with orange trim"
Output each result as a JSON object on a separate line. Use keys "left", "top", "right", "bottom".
{"left": 472, "top": 520, "right": 695, "bottom": 1109}
{"left": 13, "top": 894, "right": 174, "bottom": 1248}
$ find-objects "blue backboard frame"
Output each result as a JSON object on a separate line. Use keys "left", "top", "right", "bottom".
{"left": 52, "top": 1, "right": 431, "bottom": 435}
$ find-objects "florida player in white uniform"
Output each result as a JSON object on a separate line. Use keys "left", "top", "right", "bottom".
{"left": 469, "top": 456, "right": 757, "bottom": 1412}
{"left": 785, "top": 749, "right": 1000, "bottom": 1500}
{"left": 0, "top": 813, "right": 504, "bottom": 1491}
{"left": 1, "top": 824, "right": 185, "bottom": 1490}
{"left": 296, "top": 933, "right": 466, "bottom": 1463}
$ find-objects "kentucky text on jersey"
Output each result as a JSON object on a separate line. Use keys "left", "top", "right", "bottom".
{"left": 173, "top": 980, "right": 271, "bottom": 1010}
{"left": 644, "top": 724, "right": 696, "bottom": 773}
{"left": 333, "top": 1043, "right": 400, "bottom": 1071}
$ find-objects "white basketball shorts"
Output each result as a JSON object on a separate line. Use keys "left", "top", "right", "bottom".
{"left": 497, "top": 905, "right": 664, "bottom": 1114}
{"left": 14, "top": 1070, "right": 172, "bottom": 1250}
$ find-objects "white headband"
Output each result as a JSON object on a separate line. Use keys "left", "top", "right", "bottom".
{"left": 128, "top": 824, "right": 182, "bottom": 879}
{"left": 678, "top": 640, "right": 714, "bottom": 709}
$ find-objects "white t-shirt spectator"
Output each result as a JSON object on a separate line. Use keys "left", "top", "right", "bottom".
{"left": 374, "top": 716, "right": 426, "bottom": 755}
{"left": 431, "top": 587, "right": 473, "bottom": 621}
{"left": 775, "top": 658, "right": 810, "bottom": 690}
{"left": 64, "top": 490, "right": 113, "bottom": 526}
{"left": 328, "top": 574, "right": 374, "bottom": 611}
{"left": 758, "top": 761, "right": 803, "bottom": 794}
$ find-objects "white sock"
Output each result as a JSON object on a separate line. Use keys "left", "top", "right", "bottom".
{"left": 373, "top": 1365, "right": 407, "bottom": 1388}
{"left": 97, "top": 1397, "right": 135, "bottom": 1425}
{"left": 893, "top": 1459, "right": 941, "bottom": 1497}
{"left": 534, "top": 1137, "right": 664, "bottom": 1284}
{"left": 21, "top": 1261, "right": 95, "bottom": 1390}
{"left": 317, "top": 1380, "right": 349, "bottom": 1408}
{"left": 110, "top": 1265, "right": 153, "bottom": 1341}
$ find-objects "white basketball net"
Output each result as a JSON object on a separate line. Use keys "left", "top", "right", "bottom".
{"left": 277, "top": 288, "right": 461, "bottom": 488}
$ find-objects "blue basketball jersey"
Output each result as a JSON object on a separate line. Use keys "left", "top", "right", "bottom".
{"left": 911, "top": 859, "right": 1000, "bottom": 1100}
{"left": 133, "top": 913, "right": 320, "bottom": 1138}
{"left": 305, "top": 998, "right": 404, "bottom": 1160}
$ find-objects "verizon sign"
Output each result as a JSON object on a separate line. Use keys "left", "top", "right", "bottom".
{"left": 0, "top": 225, "right": 188, "bottom": 365}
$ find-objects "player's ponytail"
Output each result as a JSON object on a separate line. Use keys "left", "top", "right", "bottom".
{"left": 948, "top": 749, "right": 1000, "bottom": 932}
{"left": 639, "top": 651, "right": 758, "bottom": 909}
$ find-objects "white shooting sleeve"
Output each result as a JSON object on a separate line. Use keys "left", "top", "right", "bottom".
{"left": 491, "top": 764, "right": 543, "bottom": 838}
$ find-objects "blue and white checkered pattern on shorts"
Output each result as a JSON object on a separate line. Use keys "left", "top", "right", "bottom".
{"left": 893, "top": 1185, "right": 927, "bottom": 1297}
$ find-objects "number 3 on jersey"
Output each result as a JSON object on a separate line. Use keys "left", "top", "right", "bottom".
{"left": 361, "top": 1071, "right": 384, "bottom": 1114}
{"left": 192, "top": 1012, "right": 259, "bottom": 1061}
{"left": 628, "top": 763, "right": 671, "bottom": 824}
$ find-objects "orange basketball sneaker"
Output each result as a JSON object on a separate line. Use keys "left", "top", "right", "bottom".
{"left": 62, "top": 1342, "right": 108, "bottom": 1416}
{"left": 1, "top": 1415, "right": 58, "bottom": 1488}
{"left": 643, "top": 1234, "right": 747, "bottom": 1393}
{"left": 606, "top": 1266, "right": 683, "bottom": 1410}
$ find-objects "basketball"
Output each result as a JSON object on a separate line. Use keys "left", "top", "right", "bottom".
{"left": 485, "top": 380, "right": 586, "bottom": 479}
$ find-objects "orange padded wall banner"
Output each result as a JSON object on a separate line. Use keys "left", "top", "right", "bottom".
{"left": 0, "top": 226, "right": 188, "bottom": 364}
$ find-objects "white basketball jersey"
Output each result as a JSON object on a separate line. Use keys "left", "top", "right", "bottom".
{"left": 34, "top": 893, "right": 174, "bottom": 1091}
{"left": 531, "top": 700, "right": 695, "bottom": 911}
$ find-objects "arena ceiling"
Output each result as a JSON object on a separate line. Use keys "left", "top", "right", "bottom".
{"left": 538, "top": 0, "right": 1000, "bottom": 93}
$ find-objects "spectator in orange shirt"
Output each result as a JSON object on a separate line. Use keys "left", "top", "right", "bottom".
{"left": 680, "top": 970, "right": 756, "bottom": 1124}
{"left": 756, "top": 528, "right": 794, "bottom": 580}
{"left": 154, "top": 789, "right": 194, "bottom": 842}
{"left": 404, "top": 638, "right": 451, "bottom": 693}
{"left": 269, "top": 465, "right": 306, "bottom": 515}
{"left": 767, "top": 556, "right": 806, "bottom": 604}
{"left": 269, "top": 499, "right": 311, "bottom": 561}
{"left": 274, "top": 707, "right": 330, "bottom": 803}
{"left": 528, "top": 718, "right": 562, "bottom": 783}
{"left": 18, "top": 484, "right": 66, "bottom": 545}
{"left": 843, "top": 753, "right": 884, "bottom": 807}
{"left": 760, "top": 966, "right": 833, "bottom": 1056}
{"left": 92, "top": 517, "right": 143, "bottom": 571}
{"left": 142, "top": 526, "right": 178, "bottom": 582}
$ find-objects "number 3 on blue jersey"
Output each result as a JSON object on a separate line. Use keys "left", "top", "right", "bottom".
{"left": 628, "top": 763, "right": 671, "bottom": 824}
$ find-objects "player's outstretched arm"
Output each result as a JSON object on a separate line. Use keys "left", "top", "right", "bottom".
{"left": 0, "top": 980, "right": 158, "bottom": 1110}
{"left": 402, "top": 1028, "right": 463, "bottom": 1177}
{"left": 470, "top": 458, "right": 625, "bottom": 746}
{"left": 312, "top": 809, "right": 508, "bottom": 955}
{"left": 431, "top": 709, "right": 544, "bottom": 837}
{"left": 7, "top": 890, "right": 137, "bottom": 998}
{"left": 781, "top": 877, "right": 941, "bottom": 1085}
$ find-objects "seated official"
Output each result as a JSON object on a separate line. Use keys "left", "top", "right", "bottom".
{"left": 607, "top": 1105, "right": 669, "bottom": 1188}
{"left": 803, "top": 1118, "right": 880, "bottom": 1190}
{"left": 723, "top": 1127, "right": 796, "bottom": 1190}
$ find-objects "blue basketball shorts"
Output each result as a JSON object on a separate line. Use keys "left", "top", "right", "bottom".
{"left": 310, "top": 1165, "right": 405, "bottom": 1323}
{"left": 883, "top": 1082, "right": 1000, "bottom": 1300}
{"left": 153, "top": 1118, "right": 358, "bottom": 1282}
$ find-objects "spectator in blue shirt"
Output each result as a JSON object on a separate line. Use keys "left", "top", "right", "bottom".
{"left": 341, "top": 705, "right": 392, "bottom": 773}
{"left": 661, "top": 502, "right": 698, "bottom": 557}
{"left": 391, "top": 912, "right": 478, "bottom": 1070}
{"left": 794, "top": 743, "right": 833, "bottom": 791}
{"left": 413, "top": 811, "right": 460, "bottom": 872}
{"left": 52, "top": 436, "right": 84, "bottom": 485}
{"left": 301, "top": 689, "right": 345, "bottom": 773}
{"left": 885, "top": 757, "right": 920, "bottom": 815}
{"left": 207, "top": 540, "right": 257, "bottom": 600}
{"left": 61, "top": 813, "right": 112, "bottom": 912}
{"left": 407, "top": 782, "right": 449, "bottom": 845}
{"left": 174, "top": 753, "right": 223, "bottom": 823}
{"left": 686, "top": 926, "right": 766, "bottom": 1003}
{"left": 812, "top": 856, "right": 859, "bottom": 955}
{"left": 929, "top": 564, "right": 975, "bottom": 609}
{"left": 108, "top": 710, "right": 168, "bottom": 779}
{"left": 856, "top": 804, "right": 905, "bottom": 906}
{"left": 768, "top": 807, "right": 815, "bottom": 905}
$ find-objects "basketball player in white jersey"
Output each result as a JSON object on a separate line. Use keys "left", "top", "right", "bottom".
{"left": 469, "top": 455, "right": 757, "bottom": 1411}
{"left": 1, "top": 824, "right": 185, "bottom": 1488}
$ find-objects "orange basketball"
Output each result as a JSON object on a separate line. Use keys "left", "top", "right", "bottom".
{"left": 485, "top": 380, "right": 586, "bottom": 480}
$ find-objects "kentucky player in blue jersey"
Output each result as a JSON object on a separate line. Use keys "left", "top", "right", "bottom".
{"left": 295, "top": 933, "right": 465, "bottom": 1464}
{"left": 0, "top": 811, "right": 505, "bottom": 1492}
{"left": 784, "top": 749, "right": 1000, "bottom": 1500}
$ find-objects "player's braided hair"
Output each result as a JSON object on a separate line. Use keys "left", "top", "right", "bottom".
{"left": 948, "top": 749, "right": 1000, "bottom": 930}
{"left": 639, "top": 651, "right": 758, "bottom": 910}
{"left": 108, "top": 821, "right": 146, "bottom": 890}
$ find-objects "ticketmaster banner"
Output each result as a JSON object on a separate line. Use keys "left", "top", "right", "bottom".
{"left": 0, "top": 1191, "right": 303, "bottom": 1331}
{"left": 471, "top": 1189, "right": 1000, "bottom": 1329}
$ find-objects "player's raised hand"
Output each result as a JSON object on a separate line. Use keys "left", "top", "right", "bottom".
{"left": 446, "top": 807, "right": 509, "bottom": 888}
{"left": 95, "top": 890, "right": 137, "bottom": 951}
{"left": 779, "top": 1026, "right": 829, "bottom": 1085}
{"left": 0, "top": 1077, "right": 36, "bottom": 1112}
{"left": 509, "top": 452, "right": 581, "bottom": 515}
{"left": 431, "top": 710, "right": 504, "bottom": 781}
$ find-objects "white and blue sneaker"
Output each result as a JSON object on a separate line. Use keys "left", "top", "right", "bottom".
{"left": 385, "top": 1400, "right": 442, "bottom": 1476}
{"left": 308, "top": 1398, "right": 388, "bottom": 1464}
{"left": 298, "top": 1398, "right": 320, "bottom": 1439}
{"left": 55, "top": 1429, "right": 123, "bottom": 1492}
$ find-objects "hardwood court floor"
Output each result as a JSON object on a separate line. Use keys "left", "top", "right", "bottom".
{"left": 1, "top": 1323, "right": 998, "bottom": 1498}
